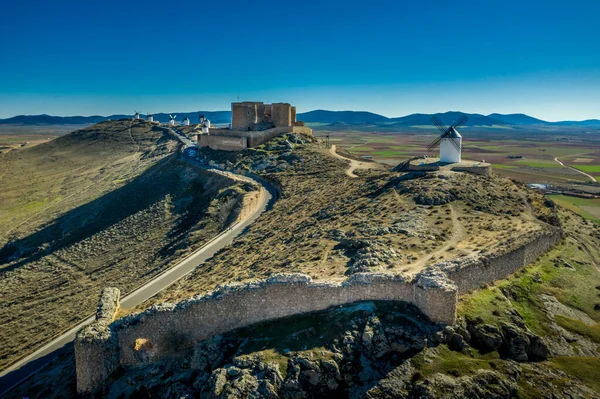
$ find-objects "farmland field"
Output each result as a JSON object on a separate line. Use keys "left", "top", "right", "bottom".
{"left": 313, "top": 126, "right": 600, "bottom": 185}
{"left": 0, "top": 125, "right": 81, "bottom": 150}
{"left": 550, "top": 195, "right": 600, "bottom": 223}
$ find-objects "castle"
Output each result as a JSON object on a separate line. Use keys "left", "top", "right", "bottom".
{"left": 195, "top": 102, "right": 312, "bottom": 151}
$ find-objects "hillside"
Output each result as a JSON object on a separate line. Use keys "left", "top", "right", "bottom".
{"left": 7, "top": 135, "right": 600, "bottom": 398}
{"left": 0, "top": 120, "right": 254, "bottom": 371}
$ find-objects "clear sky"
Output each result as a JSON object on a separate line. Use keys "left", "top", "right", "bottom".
{"left": 1, "top": 0, "right": 599, "bottom": 121}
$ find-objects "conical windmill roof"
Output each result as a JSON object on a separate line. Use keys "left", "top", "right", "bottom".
{"left": 444, "top": 127, "right": 462, "bottom": 138}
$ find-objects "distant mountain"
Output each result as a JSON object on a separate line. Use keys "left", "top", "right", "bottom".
{"left": 389, "top": 111, "right": 510, "bottom": 127}
{"left": 488, "top": 113, "right": 600, "bottom": 127}
{"left": 297, "top": 110, "right": 389, "bottom": 124}
{"left": 550, "top": 119, "right": 600, "bottom": 127}
{"left": 487, "top": 113, "right": 548, "bottom": 126}
{"left": 0, "top": 111, "right": 232, "bottom": 125}
{"left": 1, "top": 110, "right": 598, "bottom": 128}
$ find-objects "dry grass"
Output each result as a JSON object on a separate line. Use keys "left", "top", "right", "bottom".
{"left": 0, "top": 120, "right": 249, "bottom": 371}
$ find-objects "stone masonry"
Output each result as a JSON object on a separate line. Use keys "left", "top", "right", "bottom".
{"left": 74, "top": 228, "right": 561, "bottom": 393}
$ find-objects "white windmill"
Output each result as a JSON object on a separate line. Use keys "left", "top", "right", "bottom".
{"left": 182, "top": 116, "right": 190, "bottom": 126}
{"left": 427, "top": 114, "right": 468, "bottom": 163}
{"left": 134, "top": 110, "right": 140, "bottom": 120}
{"left": 147, "top": 112, "right": 154, "bottom": 122}
{"left": 199, "top": 113, "right": 210, "bottom": 135}
{"left": 169, "top": 114, "right": 177, "bottom": 126}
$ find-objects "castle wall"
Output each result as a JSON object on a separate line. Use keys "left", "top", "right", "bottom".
{"left": 73, "top": 215, "right": 560, "bottom": 393}
{"left": 291, "top": 106, "right": 297, "bottom": 124}
{"left": 441, "top": 229, "right": 562, "bottom": 293}
{"left": 196, "top": 126, "right": 313, "bottom": 151}
{"left": 198, "top": 134, "right": 248, "bottom": 151}
{"left": 231, "top": 102, "right": 261, "bottom": 130}
{"left": 75, "top": 272, "right": 457, "bottom": 392}
{"left": 75, "top": 287, "right": 121, "bottom": 393}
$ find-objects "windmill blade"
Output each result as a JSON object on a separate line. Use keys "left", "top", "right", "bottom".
{"left": 431, "top": 116, "right": 448, "bottom": 134}
{"left": 427, "top": 135, "right": 444, "bottom": 151}
{"left": 449, "top": 137, "right": 462, "bottom": 152}
{"left": 173, "top": 115, "right": 177, "bottom": 119}
{"left": 452, "top": 114, "right": 469, "bottom": 129}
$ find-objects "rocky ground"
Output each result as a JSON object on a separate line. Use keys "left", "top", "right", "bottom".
{"left": 142, "top": 132, "right": 545, "bottom": 309}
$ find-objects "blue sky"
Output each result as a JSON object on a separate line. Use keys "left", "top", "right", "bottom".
{"left": 0, "top": 0, "right": 599, "bottom": 120}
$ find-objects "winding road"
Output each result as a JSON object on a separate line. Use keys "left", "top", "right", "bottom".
{"left": 328, "top": 145, "right": 380, "bottom": 178}
{"left": 554, "top": 157, "right": 597, "bottom": 182}
{"left": 0, "top": 129, "right": 277, "bottom": 396}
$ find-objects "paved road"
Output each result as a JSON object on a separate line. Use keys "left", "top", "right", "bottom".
{"left": 0, "top": 147, "right": 276, "bottom": 396}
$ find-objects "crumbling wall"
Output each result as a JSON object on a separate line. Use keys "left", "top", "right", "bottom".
{"left": 74, "top": 272, "right": 457, "bottom": 392}
{"left": 451, "top": 165, "right": 492, "bottom": 176}
{"left": 74, "top": 229, "right": 560, "bottom": 393}
{"left": 74, "top": 287, "right": 121, "bottom": 393}
{"left": 440, "top": 228, "right": 562, "bottom": 293}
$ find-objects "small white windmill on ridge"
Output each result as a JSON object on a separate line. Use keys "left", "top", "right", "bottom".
{"left": 169, "top": 114, "right": 177, "bottom": 126}
{"left": 134, "top": 110, "right": 140, "bottom": 120}
{"left": 427, "top": 114, "right": 468, "bottom": 164}
{"left": 182, "top": 116, "right": 190, "bottom": 126}
{"left": 147, "top": 112, "right": 154, "bottom": 122}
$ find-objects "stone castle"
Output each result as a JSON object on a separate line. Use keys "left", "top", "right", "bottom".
{"left": 196, "top": 102, "right": 312, "bottom": 151}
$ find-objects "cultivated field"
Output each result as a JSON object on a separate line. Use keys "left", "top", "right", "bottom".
{"left": 313, "top": 127, "right": 600, "bottom": 223}
{"left": 0, "top": 125, "right": 81, "bottom": 152}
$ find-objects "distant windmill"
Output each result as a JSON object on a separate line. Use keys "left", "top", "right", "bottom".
{"left": 169, "top": 114, "right": 177, "bottom": 126}
{"left": 199, "top": 114, "right": 210, "bottom": 135}
{"left": 147, "top": 112, "right": 154, "bottom": 122}
{"left": 182, "top": 116, "right": 190, "bottom": 126}
{"left": 134, "top": 110, "right": 140, "bottom": 120}
{"left": 427, "top": 114, "right": 468, "bottom": 163}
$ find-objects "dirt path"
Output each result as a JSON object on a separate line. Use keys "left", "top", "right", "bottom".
{"left": 328, "top": 145, "right": 380, "bottom": 178}
{"left": 554, "top": 157, "right": 596, "bottom": 182}
{"left": 404, "top": 204, "right": 465, "bottom": 274}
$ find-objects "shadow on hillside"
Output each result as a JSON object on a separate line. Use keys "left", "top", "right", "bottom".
{"left": 0, "top": 155, "right": 232, "bottom": 273}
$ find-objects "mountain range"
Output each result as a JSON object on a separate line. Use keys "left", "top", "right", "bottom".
{"left": 1, "top": 111, "right": 599, "bottom": 128}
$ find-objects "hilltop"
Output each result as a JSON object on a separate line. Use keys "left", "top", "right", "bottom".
{"left": 0, "top": 120, "right": 256, "bottom": 370}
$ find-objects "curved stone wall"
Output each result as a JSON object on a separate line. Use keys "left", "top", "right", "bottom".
{"left": 75, "top": 271, "right": 457, "bottom": 392}
{"left": 74, "top": 229, "right": 562, "bottom": 393}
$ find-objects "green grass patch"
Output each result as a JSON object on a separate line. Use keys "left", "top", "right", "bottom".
{"left": 570, "top": 165, "right": 600, "bottom": 173}
{"left": 411, "top": 346, "right": 503, "bottom": 380}
{"left": 491, "top": 164, "right": 518, "bottom": 169}
{"left": 514, "top": 159, "right": 560, "bottom": 168}
{"left": 459, "top": 235, "right": 600, "bottom": 339}
{"left": 555, "top": 315, "right": 600, "bottom": 343}
{"left": 551, "top": 356, "right": 600, "bottom": 393}
{"left": 550, "top": 195, "right": 600, "bottom": 223}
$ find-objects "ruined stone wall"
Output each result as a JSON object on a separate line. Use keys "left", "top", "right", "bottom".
{"left": 440, "top": 229, "right": 562, "bottom": 293}
{"left": 74, "top": 272, "right": 457, "bottom": 392}
{"left": 73, "top": 224, "right": 560, "bottom": 393}
{"left": 75, "top": 287, "right": 121, "bottom": 393}
{"left": 451, "top": 165, "right": 492, "bottom": 176}
{"left": 291, "top": 106, "right": 297, "bottom": 124}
